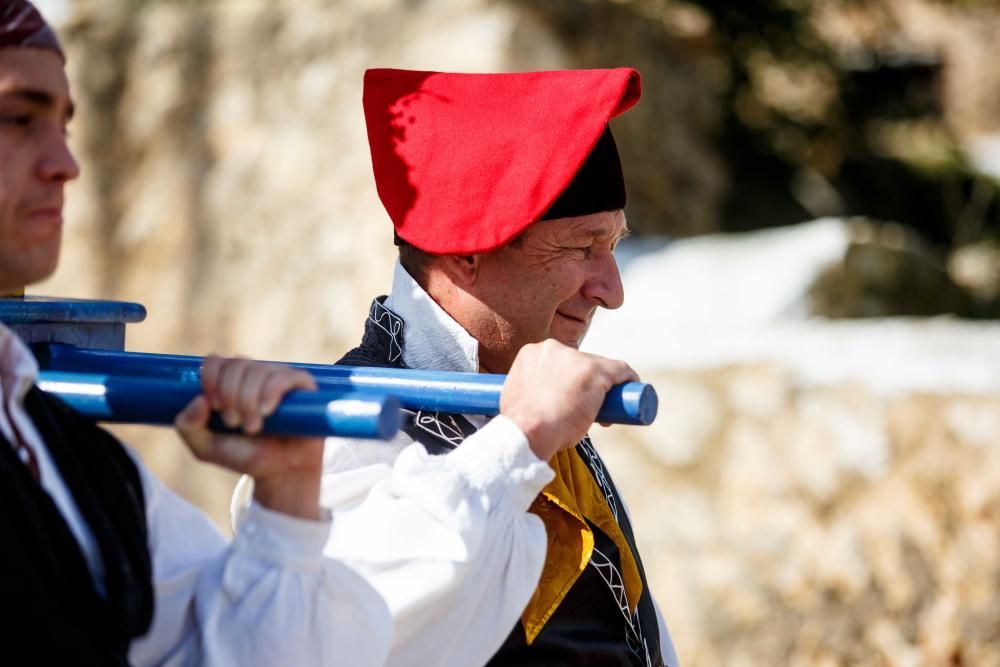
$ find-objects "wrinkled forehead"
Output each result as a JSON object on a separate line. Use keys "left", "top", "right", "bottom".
{"left": 0, "top": 47, "right": 70, "bottom": 100}
{"left": 526, "top": 210, "right": 630, "bottom": 242}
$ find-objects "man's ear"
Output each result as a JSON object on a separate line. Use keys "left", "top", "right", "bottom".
{"left": 438, "top": 253, "right": 480, "bottom": 287}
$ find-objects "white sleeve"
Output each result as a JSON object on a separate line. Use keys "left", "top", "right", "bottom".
{"left": 319, "top": 415, "right": 554, "bottom": 667}
{"left": 129, "top": 459, "right": 393, "bottom": 667}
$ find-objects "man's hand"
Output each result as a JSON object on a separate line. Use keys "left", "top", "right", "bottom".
{"left": 500, "top": 339, "right": 639, "bottom": 461}
{"left": 174, "top": 356, "right": 325, "bottom": 520}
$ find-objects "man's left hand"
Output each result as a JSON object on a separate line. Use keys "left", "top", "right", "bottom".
{"left": 174, "top": 356, "right": 324, "bottom": 520}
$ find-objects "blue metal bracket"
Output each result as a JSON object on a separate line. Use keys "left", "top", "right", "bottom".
{"left": 0, "top": 296, "right": 145, "bottom": 351}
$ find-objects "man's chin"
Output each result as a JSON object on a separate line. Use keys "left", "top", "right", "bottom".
{"left": 21, "top": 247, "right": 61, "bottom": 288}
{"left": 551, "top": 332, "right": 586, "bottom": 349}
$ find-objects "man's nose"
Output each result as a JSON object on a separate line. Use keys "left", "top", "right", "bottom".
{"left": 583, "top": 250, "right": 625, "bottom": 310}
{"left": 36, "top": 130, "right": 80, "bottom": 183}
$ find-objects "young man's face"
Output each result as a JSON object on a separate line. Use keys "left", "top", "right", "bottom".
{"left": 0, "top": 48, "right": 77, "bottom": 294}
{"left": 469, "top": 209, "right": 628, "bottom": 372}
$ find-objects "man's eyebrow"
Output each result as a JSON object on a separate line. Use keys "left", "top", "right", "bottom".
{"left": 0, "top": 87, "right": 75, "bottom": 120}
{"left": 572, "top": 224, "right": 631, "bottom": 242}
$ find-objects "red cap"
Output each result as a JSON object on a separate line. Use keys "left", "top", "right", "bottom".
{"left": 363, "top": 68, "right": 641, "bottom": 254}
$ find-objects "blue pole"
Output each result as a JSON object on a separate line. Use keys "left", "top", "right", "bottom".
{"left": 37, "top": 371, "right": 401, "bottom": 440}
{"left": 37, "top": 344, "right": 659, "bottom": 426}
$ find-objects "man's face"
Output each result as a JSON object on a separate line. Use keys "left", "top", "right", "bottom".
{"left": 0, "top": 48, "right": 77, "bottom": 294}
{"left": 469, "top": 210, "right": 628, "bottom": 372}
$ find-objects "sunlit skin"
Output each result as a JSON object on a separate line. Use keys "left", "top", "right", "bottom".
{"left": 425, "top": 210, "right": 629, "bottom": 374}
{"left": 0, "top": 48, "right": 78, "bottom": 293}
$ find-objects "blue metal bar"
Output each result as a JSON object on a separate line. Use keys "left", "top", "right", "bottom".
{"left": 37, "top": 371, "right": 401, "bottom": 440}
{"left": 36, "top": 343, "right": 658, "bottom": 426}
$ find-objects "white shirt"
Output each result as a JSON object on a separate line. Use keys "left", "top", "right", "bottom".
{"left": 1, "top": 321, "right": 554, "bottom": 666}
{"left": 316, "top": 260, "right": 679, "bottom": 667}
{"left": 232, "top": 259, "right": 561, "bottom": 666}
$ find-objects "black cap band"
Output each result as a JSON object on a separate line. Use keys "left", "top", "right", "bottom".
{"left": 540, "top": 126, "right": 626, "bottom": 221}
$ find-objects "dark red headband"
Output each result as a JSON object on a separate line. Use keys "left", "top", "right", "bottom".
{"left": 0, "top": 0, "right": 64, "bottom": 61}
{"left": 364, "top": 67, "right": 641, "bottom": 254}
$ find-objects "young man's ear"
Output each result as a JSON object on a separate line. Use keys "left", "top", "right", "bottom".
{"left": 438, "top": 253, "right": 480, "bottom": 287}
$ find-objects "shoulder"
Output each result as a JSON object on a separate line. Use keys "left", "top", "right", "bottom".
{"left": 26, "top": 387, "right": 142, "bottom": 481}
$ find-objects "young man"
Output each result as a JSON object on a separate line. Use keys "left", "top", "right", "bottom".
{"left": 2, "top": 3, "right": 639, "bottom": 664}
{"left": 316, "top": 68, "right": 680, "bottom": 666}
{"left": 0, "top": 2, "right": 390, "bottom": 663}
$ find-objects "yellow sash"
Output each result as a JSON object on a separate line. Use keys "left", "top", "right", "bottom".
{"left": 520, "top": 446, "right": 644, "bottom": 643}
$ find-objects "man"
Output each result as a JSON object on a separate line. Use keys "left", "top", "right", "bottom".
{"left": 2, "top": 3, "right": 641, "bottom": 665}
{"left": 318, "top": 68, "right": 680, "bottom": 666}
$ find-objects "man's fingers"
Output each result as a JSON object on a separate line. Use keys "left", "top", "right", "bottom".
{"left": 176, "top": 393, "right": 210, "bottom": 428}
{"left": 260, "top": 369, "right": 316, "bottom": 418}
{"left": 238, "top": 363, "right": 276, "bottom": 434}
{"left": 588, "top": 356, "right": 638, "bottom": 389}
{"left": 217, "top": 357, "right": 251, "bottom": 427}
{"left": 200, "top": 357, "right": 318, "bottom": 435}
{"left": 200, "top": 355, "right": 224, "bottom": 410}
{"left": 294, "top": 369, "right": 318, "bottom": 391}
{"left": 174, "top": 395, "right": 213, "bottom": 458}
{"left": 175, "top": 392, "right": 267, "bottom": 466}
{"left": 610, "top": 360, "right": 639, "bottom": 385}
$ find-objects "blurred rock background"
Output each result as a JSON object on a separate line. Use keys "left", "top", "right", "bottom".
{"left": 29, "top": 0, "right": 1000, "bottom": 664}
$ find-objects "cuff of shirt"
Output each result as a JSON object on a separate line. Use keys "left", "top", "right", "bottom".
{"left": 233, "top": 501, "right": 333, "bottom": 567}
{"left": 446, "top": 414, "right": 554, "bottom": 513}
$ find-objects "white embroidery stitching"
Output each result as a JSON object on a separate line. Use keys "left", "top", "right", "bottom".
{"left": 413, "top": 411, "right": 465, "bottom": 447}
{"left": 590, "top": 546, "right": 652, "bottom": 666}
{"left": 367, "top": 300, "right": 404, "bottom": 363}
{"left": 579, "top": 436, "right": 620, "bottom": 523}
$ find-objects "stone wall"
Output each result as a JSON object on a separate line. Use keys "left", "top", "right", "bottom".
{"left": 32, "top": 1, "right": 1000, "bottom": 665}
{"left": 600, "top": 367, "right": 1000, "bottom": 665}
{"left": 49, "top": 0, "right": 720, "bottom": 365}
{"left": 41, "top": 0, "right": 724, "bottom": 529}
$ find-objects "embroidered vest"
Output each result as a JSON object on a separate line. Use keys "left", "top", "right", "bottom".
{"left": 339, "top": 298, "right": 665, "bottom": 667}
{"left": 0, "top": 387, "right": 154, "bottom": 666}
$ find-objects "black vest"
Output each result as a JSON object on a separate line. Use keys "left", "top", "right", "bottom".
{"left": 339, "top": 298, "right": 665, "bottom": 667}
{"left": 0, "top": 387, "right": 154, "bottom": 666}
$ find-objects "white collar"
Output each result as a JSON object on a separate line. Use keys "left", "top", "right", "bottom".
{"left": 0, "top": 322, "right": 40, "bottom": 452}
{"left": 0, "top": 322, "right": 39, "bottom": 409}
{"left": 383, "top": 259, "right": 480, "bottom": 373}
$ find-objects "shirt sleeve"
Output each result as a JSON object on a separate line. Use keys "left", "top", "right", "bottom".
{"left": 128, "top": 456, "right": 393, "bottom": 667}
{"left": 316, "top": 415, "right": 555, "bottom": 667}
{"left": 231, "top": 414, "right": 553, "bottom": 667}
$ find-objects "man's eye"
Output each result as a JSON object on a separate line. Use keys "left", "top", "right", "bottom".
{"left": 0, "top": 114, "right": 33, "bottom": 128}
